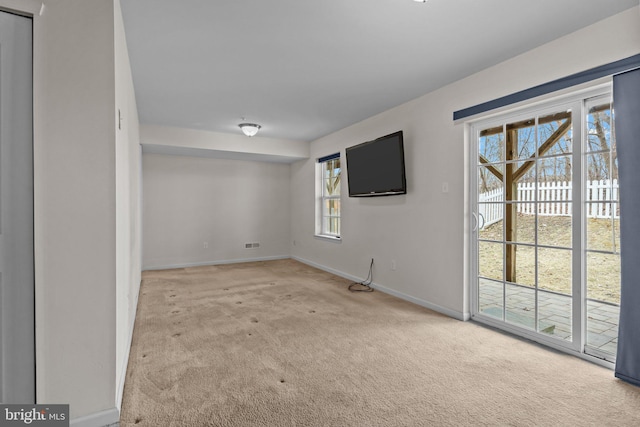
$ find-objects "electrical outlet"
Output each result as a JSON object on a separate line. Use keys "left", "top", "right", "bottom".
{"left": 203, "top": 242, "right": 208, "bottom": 249}
{"left": 442, "top": 182, "right": 449, "bottom": 193}
{"left": 391, "top": 260, "right": 397, "bottom": 271}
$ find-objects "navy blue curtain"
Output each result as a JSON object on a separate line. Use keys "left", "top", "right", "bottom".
{"left": 614, "top": 68, "right": 640, "bottom": 387}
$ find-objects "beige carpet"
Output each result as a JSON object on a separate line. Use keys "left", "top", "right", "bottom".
{"left": 120, "top": 259, "right": 640, "bottom": 426}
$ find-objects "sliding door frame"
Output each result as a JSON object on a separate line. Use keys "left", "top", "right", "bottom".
{"left": 468, "top": 83, "right": 614, "bottom": 367}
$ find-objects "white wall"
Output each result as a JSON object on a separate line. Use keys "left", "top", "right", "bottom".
{"left": 115, "top": 0, "right": 141, "bottom": 413}
{"left": 0, "top": 0, "right": 142, "bottom": 424}
{"left": 143, "top": 153, "right": 291, "bottom": 269}
{"left": 32, "top": 0, "right": 117, "bottom": 422}
{"left": 290, "top": 7, "right": 640, "bottom": 320}
{"left": 142, "top": 124, "right": 309, "bottom": 163}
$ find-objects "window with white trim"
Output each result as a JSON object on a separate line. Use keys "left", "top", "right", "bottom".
{"left": 316, "top": 153, "right": 341, "bottom": 238}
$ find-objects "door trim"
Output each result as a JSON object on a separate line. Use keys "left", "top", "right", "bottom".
{"left": 468, "top": 84, "right": 616, "bottom": 367}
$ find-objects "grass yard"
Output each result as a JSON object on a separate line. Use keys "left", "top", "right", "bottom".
{"left": 478, "top": 213, "right": 620, "bottom": 304}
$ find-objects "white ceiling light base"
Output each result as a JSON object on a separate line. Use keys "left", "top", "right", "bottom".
{"left": 239, "top": 123, "right": 261, "bottom": 137}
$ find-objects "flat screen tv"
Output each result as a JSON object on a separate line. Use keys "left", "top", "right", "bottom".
{"left": 345, "top": 131, "right": 406, "bottom": 197}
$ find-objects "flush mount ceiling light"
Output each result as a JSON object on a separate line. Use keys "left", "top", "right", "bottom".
{"left": 413, "top": 0, "right": 427, "bottom": 2}
{"left": 238, "top": 122, "right": 261, "bottom": 137}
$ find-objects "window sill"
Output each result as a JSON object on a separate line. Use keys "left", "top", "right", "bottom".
{"left": 314, "top": 234, "right": 342, "bottom": 243}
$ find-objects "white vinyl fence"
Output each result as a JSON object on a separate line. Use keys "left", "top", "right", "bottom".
{"left": 479, "top": 179, "right": 619, "bottom": 228}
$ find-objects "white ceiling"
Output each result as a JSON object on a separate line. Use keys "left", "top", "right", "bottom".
{"left": 121, "top": 0, "right": 638, "bottom": 142}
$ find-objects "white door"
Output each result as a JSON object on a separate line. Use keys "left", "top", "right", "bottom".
{"left": 473, "top": 101, "right": 581, "bottom": 353}
{"left": 470, "top": 87, "right": 621, "bottom": 363}
{"left": 0, "top": 10, "right": 34, "bottom": 403}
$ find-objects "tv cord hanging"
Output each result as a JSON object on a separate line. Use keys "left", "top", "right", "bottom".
{"left": 349, "top": 258, "right": 374, "bottom": 292}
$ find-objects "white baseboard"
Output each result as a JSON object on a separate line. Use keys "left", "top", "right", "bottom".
{"left": 142, "top": 255, "right": 290, "bottom": 271}
{"left": 292, "top": 256, "right": 468, "bottom": 321}
{"left": 370, "top": 281, "right": 470, "bottom": 321}
{"left": 145, "top": 255, "right": 470, "bottom": 320}
{"left": 70, "top": 407, "right": 119, "bottom": 427}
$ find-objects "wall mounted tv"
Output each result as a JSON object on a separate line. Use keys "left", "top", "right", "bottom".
{"left": 345, "top": 131, "right": 407, "bottom": 197}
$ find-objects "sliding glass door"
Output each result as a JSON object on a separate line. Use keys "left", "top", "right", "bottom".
{"left": 471, "top": 87, "right": 620, "bottom": 363}
{"left": 584, "top": 96, "right": 620, "bottom": 359}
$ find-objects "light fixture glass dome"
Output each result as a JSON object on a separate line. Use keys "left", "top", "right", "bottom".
{"left": 238, "top": 123, "right": 261, "bottom": 137}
